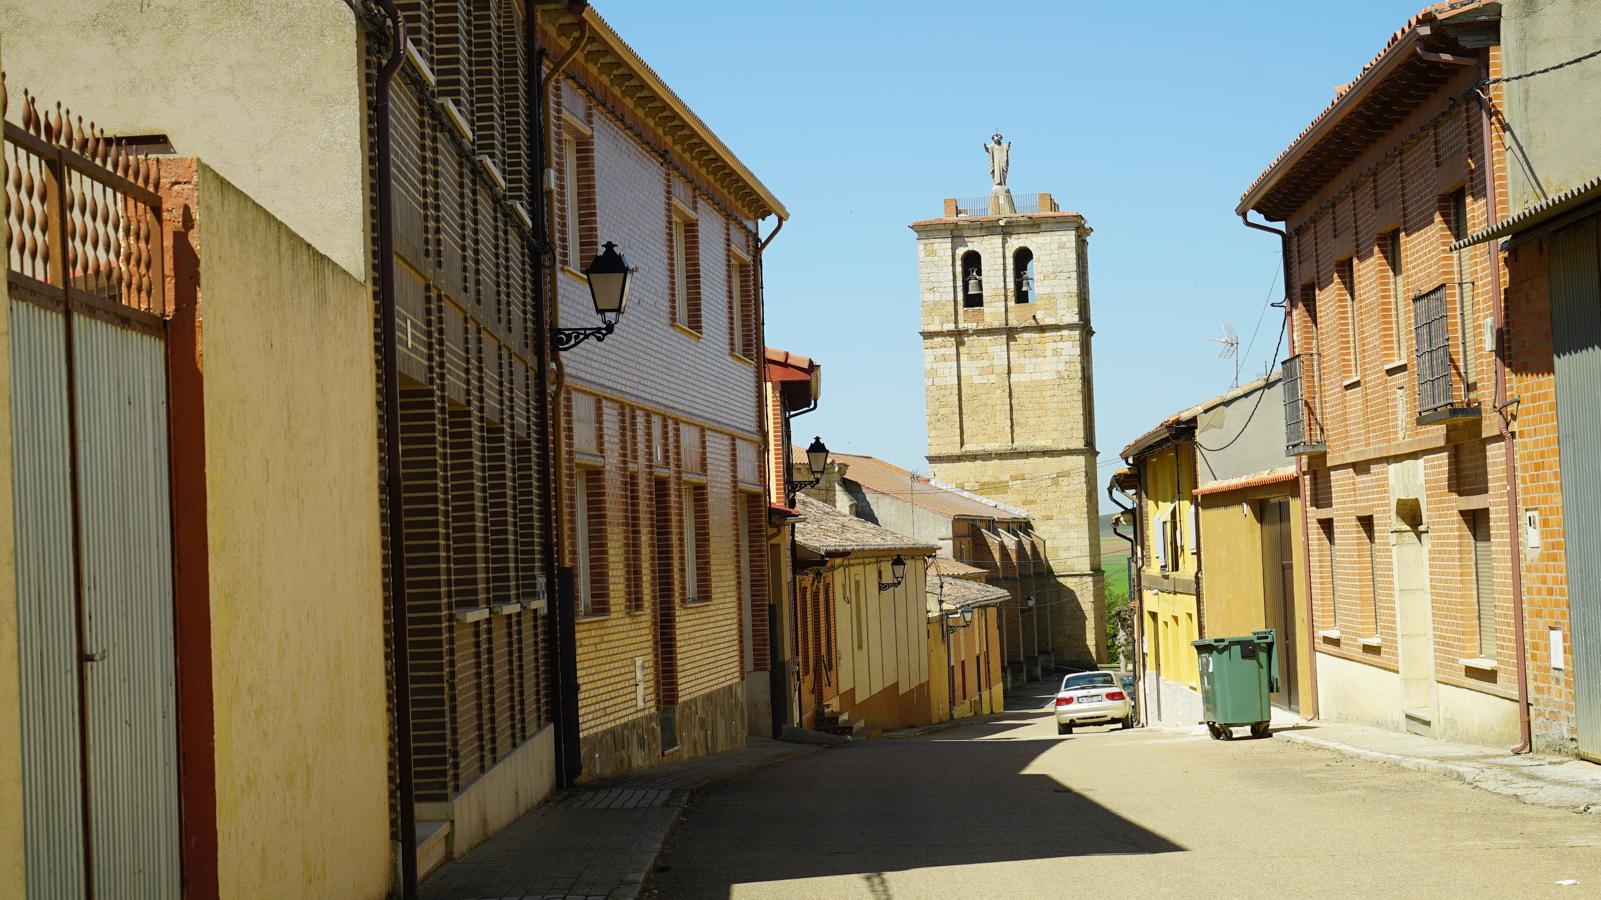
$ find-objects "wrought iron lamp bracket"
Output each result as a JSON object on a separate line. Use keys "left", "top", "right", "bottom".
{"left": 551, "top": 320, "right": 616, "bottom": 353}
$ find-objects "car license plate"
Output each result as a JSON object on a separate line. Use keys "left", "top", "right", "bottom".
{"left": 1080, "top": 693, "right": 1100, "bottom": 703}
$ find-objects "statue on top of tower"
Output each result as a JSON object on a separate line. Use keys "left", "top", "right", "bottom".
{"left": 984, "top": 133, "right": 1011, "bottom": 187}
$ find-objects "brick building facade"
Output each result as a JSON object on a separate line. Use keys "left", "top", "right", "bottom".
{"left": 1238, "top": 2, "right": 1543, "bottom": 748}
{"left": 536, "top": 5, "right": 787, "bottom": 781}
{"left": 374, "top": 0, "right": 557, "bottom": 869}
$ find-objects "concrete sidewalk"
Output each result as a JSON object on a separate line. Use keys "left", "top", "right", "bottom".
{"left": 1276, "top": 721, "right": 1601, "bottom": 815}
{"left": 419, "top": 737, "right": 819, "bottom": 900}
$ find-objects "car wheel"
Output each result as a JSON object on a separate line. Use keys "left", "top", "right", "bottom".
{"left": 1120, "top": 714, "right": 1133, "bottom": 730}
{"left": 1058, "top": 722, "right": 1072, "bottom": 735}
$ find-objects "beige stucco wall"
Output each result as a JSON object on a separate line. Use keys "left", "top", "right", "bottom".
{"left": 1503, "top": 0, "right": 1601, "bottom": 214}
{"left": 0, "top": 33, "right": 25, "bottom": 888}
{"left": 195, "top": 164, "right": 389, "bottom": 897}
{"left": 0, "top": 0, "right": 367, "bottom": 278}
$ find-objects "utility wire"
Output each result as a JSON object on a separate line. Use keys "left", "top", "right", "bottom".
{"left": 1193, "top": 312, "right": 1287, "bottom": 453}
{"left": 1482, "top": 45, "right": 1601, "bottom": 86}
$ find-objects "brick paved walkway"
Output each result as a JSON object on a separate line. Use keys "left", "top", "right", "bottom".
{"left": 419, "top": 737, "right": 817, "bottom": 900}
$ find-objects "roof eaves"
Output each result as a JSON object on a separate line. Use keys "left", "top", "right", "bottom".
{"left": 560, "top": 6, "right": 788, "bottom": 221}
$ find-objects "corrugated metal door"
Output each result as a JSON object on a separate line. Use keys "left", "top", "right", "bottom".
{"left": 11, "top": 299, "right": 87, "bottom": 898}
{"left": 74, "top": 316, "right": 181, "bottom": 895}
{"left": 1550, "top": 213, "right": 1601, "bottom": 761}
{"left": 10, "top": 301, "right": 180, "bottom": 897}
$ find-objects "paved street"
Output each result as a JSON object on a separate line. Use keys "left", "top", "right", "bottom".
{"left": 647, "top": 683, "right": 1601, "bottom": 899}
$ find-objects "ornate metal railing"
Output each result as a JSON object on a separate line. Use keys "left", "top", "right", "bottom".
{"left": 1282, "top": 353, "right": 1326, "bottom": 454}
{"left": 3, "top": 73, "right": 165, "bottom": 317}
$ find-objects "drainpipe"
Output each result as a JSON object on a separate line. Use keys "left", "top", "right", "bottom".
{"left": 1476, "top": 55, "right": 1531, "bottom": 754}
{"left": 372, "top": 2, "right": 417, "bottom": 895}
{"left": 538, "top": 2, "right": 590, "bottom": 784}
{"left": 1239, "top": 210, "right": 1318, "bottom": 720}
{"left": 753, "top": 211, "right": 783, "bottom": 736}
{"left": 1108, "top": 480, "right": 1139, "bottom": 723}
{"left": 1417, "top": 44, "right": 1531, "bottom": 754}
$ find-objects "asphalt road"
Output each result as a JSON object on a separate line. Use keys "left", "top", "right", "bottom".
{"left": 645, "top": 682, "right": 1601, "bottom": 899}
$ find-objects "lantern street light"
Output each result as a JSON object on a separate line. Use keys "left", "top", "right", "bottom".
{"left": 552, "top": 241, "right": 632, "bottom": 352}
{"left": 877, "top": 554, "right": 907, "bottom": 593}
{"left": 961, "top": 606, "right": 975, "bottom": 626}
{"left": 788, "top": 435, "right": 830, "bottom": 496}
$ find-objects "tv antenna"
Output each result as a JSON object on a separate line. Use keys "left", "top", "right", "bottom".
{"left": 1207, "top": 322, "right": 1241, "bottom": 386}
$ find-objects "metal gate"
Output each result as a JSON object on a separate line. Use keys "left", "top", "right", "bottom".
{"left": 7, "top": 87, "right": 181, "bottom": 897}
{"left": 1550, "top": 212, "right": 1601, "bottom": 761}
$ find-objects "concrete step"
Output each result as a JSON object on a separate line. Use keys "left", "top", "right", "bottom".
{"left": 415, "top": 819, "right": 452, "bottom": 880}
{"left": 1404, "top": 708, "right": 1434, "bottom": 738}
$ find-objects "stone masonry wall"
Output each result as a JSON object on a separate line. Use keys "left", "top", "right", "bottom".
{"left": 914, "top": 210, "right": 1106, "bottom": 665}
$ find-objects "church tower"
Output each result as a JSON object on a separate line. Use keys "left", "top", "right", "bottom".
{"left": 911, "top": 136, "right": 1105, "bottom": 669}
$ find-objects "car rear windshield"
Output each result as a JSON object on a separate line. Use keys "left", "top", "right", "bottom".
{"left": 1063, "top": 672, "right": 1115, "bottom": 690}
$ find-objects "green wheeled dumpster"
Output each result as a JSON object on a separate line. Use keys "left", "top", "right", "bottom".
{"left": 1191, "top": 629, "right": 1279, "bottom": 740}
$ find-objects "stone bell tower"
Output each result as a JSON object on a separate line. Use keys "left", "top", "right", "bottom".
{"left": 910, "top": 136, "right": 1105, "bottom": 668}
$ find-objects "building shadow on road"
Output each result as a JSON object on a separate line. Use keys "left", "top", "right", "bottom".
{"left": 647, "top": 702, "right": 1185, "bottom": 897}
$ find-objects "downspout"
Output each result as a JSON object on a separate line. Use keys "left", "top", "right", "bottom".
{"left": 538, "top": 3, "right": 590, "bottom": 784}
{"left": 1132, "top": 465, "right": 1157, "bottom": 722}
{"left": 372, "top": 2, "right": 417, "bottom": 895}
{"left": 752, "top": 213, "right": 784, "bottom": 736}
{"left": 1108, "top": 480, "right": 1139, "bottom": 723}
{"left": 1477, "top": 54, "right": 1531, "bottom": 754}
{"left": 1240, "top": 210, "right": 1318, "bottom": 719}
{"left": 1417, "top": 44, "right": 1531, "bottom": 753}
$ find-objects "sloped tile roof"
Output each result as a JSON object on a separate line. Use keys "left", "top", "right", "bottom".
{"left": 1237, "top": 0, "right": 1496, "bottom": 220}
{"left": 793, "top": 496, "right": 939, "bottom": 557}
{"left": 927, "top": 574, "right": 1010, "bottom": 610}
{"left": 819, "top": 451, "right": 1028, "bottom": 522}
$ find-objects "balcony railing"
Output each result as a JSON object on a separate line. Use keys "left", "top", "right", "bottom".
{"left": 1282, "top": 353, "right": 1326, "bottom": 455}
{"left": 953, "top": 192, "right": 1045, "bottom": 217}
{"left": 1412, "top": 284, "right": 1481, "bottom": 426}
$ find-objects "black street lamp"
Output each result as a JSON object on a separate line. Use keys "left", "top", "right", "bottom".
{"left": 961, "top": 607, "right": 975, "bottom": 626}
{"left": 789, "top": 435, "right": 830, "bottom": 495}
{"left": 878, "top": 554, "right": 907, "bottom": 593}
{"left": 553, "top": 241, "right": 631, "bottom": 352}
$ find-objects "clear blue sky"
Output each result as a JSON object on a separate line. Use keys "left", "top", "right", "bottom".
{"left": 601, "top": 1, "right": 1421, "bottom": 481}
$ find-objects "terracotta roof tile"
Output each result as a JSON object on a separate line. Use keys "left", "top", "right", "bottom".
{"left": 792, "top": 496, "right": 939, "bottom": 557}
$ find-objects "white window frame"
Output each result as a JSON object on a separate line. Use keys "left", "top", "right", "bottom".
{"left": 737, "top": 499, "right": 753, "bottom": 670}
{"left": 563, "top": 133, "right": 581, "bottom": 269}
{"left": 672, "top": 215, "right": 690, "bottom": 326}
{"left": 730, "top": 253, "right": 749, "bottom": 357}
{"left": 576, "top": 469, "right": 593, "bottom": 615}
{"left": 681, "top": 483, "right": 699, "bottom": 601}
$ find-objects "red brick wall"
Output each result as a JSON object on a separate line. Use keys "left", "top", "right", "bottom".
{"left": 1285, "top": 51, "right": 1531, "bottom": 716}
{"left": 1505, "top": 237, "right": 1575, "bottom": 751}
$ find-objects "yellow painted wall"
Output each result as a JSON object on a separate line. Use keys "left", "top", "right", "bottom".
{"left": 0, "top": 2, "right": 367, "bottom": 278}
{"left": 195, "top": 164, "right": 390, "bottom": 898}
{"left": 1197, "top": 490, "right": 1313, "bottom": 712}
{"left": 927, "top": 618, "right": 950, "bottom": 723}
{"left": 0, "top": 37, "right": 25, "bottom": 887}
{"left": 1137, "top": 443, "right": 1200, "bottom": 690}
{"left": 1142, "top": 589, "right": 1200, "bottom": 690}
{"left": 1198, "top": 498, "right": 1271, "bottom": 637}
{"left": 835, "top": 555, "right": 930, "bottom": 728}
{"left": 1140, "top": 445, "right": 1198, "bottom": 576}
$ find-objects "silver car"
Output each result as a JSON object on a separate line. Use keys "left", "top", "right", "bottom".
{"left": 1054, "top": 671, "right": 1132, "bottom": 734}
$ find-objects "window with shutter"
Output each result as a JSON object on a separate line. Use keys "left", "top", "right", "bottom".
{"left": 1471, "top": 509, "right": 1496, "bottom": 659}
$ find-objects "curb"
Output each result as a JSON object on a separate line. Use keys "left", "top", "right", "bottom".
{"left": 881, "top": 709, "right": 1019, "bottom": 740}
{"left": 1274, "top": 730, "right": 1601, "bottom": 815}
